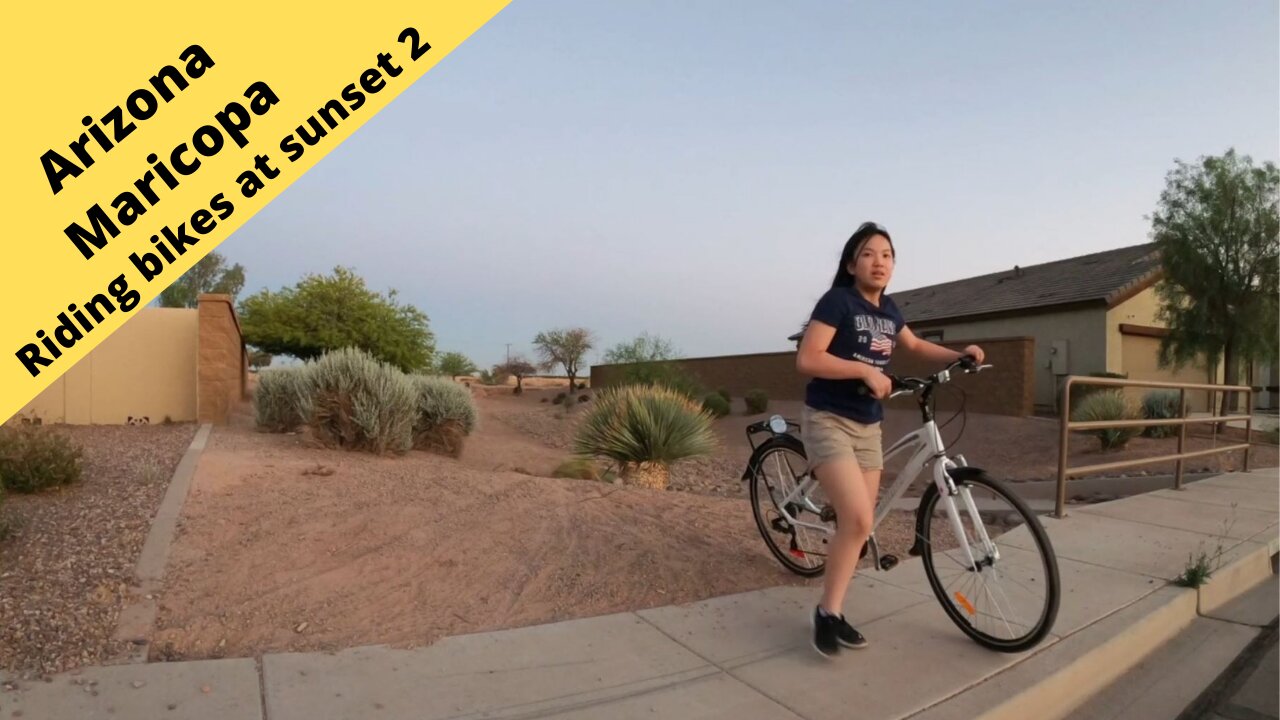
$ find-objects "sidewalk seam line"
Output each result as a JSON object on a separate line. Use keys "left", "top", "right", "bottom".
{"left": 631, "top": 612, "right": 808, "bottom": 719}
{"left": 257, "top": 657, "right": 269, "bottom": 720}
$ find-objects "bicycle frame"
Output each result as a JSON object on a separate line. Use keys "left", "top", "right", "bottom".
{"left": 767, "top": 418, "right": 999, "bottom": 572}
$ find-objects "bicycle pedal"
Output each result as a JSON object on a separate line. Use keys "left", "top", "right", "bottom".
{"left": 820, "top": 505, "right": 837, "bottom": 523}
{"left": 770, "top": 517, "right": 791, "bottom": 534}
{"left": 878, "top": 554, "right": 899, "bottom": 571}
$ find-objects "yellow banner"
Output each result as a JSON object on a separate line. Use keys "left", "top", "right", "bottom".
{"left": 0, "top": 1, "right": 510, "bottom": 423}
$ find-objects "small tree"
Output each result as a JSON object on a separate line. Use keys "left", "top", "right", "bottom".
{"left": 603, "top": 332, "right": 680, "bottom": 364}
{"left": 159, "top": 251, "right": 246, "bottom": 308}
{"left": 238, "top": 267, "right": 436, "bottom": 373}
{"left": 1150, "top": 149, "right": 1279, "bottom": 418}
{"left": 494, "top": 356, "right": 537, "bottom": 394}
{"left": 533, "top": 328, "right": 596, "bottom": 392}
{"left": 436, "top": 351, "right": 479, "bottom": 377}
{"left": 248, "top": 348, "right": 273, "bottom": 371}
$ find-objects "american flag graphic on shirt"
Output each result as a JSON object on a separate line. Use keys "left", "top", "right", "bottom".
{"left": 868, "top": 333, "right": 894, "bottom": 355}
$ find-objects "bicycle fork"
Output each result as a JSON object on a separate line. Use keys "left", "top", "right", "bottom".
{"left": 936, "top": 463, "right": 999, "bottom": 572}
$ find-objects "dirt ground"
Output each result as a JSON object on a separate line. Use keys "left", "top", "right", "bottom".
{"left": 150, "top": 387, "right": 1275, "bottom": 662}
{"left": 0, "top": 423, "right": 196, "bottom": 679}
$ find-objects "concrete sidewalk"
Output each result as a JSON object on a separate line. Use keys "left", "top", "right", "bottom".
{"left": 2, "top": 468, "right": 1276, "bottom": 720}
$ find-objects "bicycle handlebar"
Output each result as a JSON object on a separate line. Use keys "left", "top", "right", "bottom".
{"left": 856, "top": 355, "right": 993, "bottom": 400}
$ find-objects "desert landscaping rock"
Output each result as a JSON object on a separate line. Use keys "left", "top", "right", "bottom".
{"left": 0, "top": 424, "right": 197, "bottom": 679}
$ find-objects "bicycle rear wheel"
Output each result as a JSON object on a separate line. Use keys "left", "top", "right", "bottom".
{"left": 748, "top": 438, "right": 832, "bottom": 577}
{"left": 918, "top": 470, "right": 1059, "bottom": 652}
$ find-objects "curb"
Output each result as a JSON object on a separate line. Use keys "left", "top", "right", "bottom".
{"left": 971, "top": 588, "right": 1200, "bottom": 720}
{"left": 967, "top": 541, "right": 1279, "bottom": 720}
{"left": 111, "top": 423, "right": 213, "bottom": 664}
{"left": 1199, "top": 542, "right": 1278, "bottom": 616}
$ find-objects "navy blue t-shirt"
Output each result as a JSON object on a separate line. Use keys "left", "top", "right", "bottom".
{"left": 804, "top": 287, "right": 906, "bottom": 424}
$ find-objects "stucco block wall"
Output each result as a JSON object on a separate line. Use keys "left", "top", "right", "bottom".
{"left": 590, "top": 337, "right": 1035, "bottom": 417}
{"left": 14, "top": 308, "right": 199, "bottom": 424}
{"left": 197, "top": 294, "right": 248, "bottom": 424}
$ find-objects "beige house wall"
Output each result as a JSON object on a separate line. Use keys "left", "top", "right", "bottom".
{"left": 1106, "top": 288, "right": 1217, "bottom": 412}
{"left": 911, "top": 305, "right": 1107, "bottom": 411}
{"left": 14, "top": 309, "right": 199, "bottom": 424}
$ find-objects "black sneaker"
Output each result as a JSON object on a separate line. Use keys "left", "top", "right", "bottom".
{"left": 811, "top": 607, "right": 841, "bottom": 659}
{"left": 834, "top": 615, "right": 869, "bottom": 649}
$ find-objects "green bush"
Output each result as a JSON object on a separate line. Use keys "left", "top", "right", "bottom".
{"left": 1067, "top": 372, "right": 1128, "bottom": 413}
{"left": 618, "top": 362, "right": 703, "bottom": 400}
{"left": 552, "top": 456, "right": 603, "bottom": 480}
{"left": 0, "top": 424, "right": 84, "bottom": 493}
{"left": 701, "top": 392, "right": 731, "bottom": 419}
{"left": 1071, "top": 391, "right": 1140, "bottom": 451}
{"left": 1142, "top": 390, "right": 1181, "bottom": 438}
{"left": 744, "top": 389, "right": 769, "bottom": 415}
{"left": 574, "top": 385, "right": 716, "bottom": 490}
{"left": 254, "top": 366, "right": 313, "bottom": 432}
{"left": 716, "top": 388, "right": 731, "bottom": 403}
{"left": 308, "top": 348, "right": 416, "bottom": 454}
{"left": 411, "top": 376, "right": 478, "bottom": 457}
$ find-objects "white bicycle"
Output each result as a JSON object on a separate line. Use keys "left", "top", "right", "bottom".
{"left": 743, "top": 357, "right": 1060, "bottom": 652}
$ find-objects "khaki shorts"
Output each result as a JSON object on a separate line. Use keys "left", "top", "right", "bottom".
{"left": 801, "top": 406, "right": 884, "bottom": 471}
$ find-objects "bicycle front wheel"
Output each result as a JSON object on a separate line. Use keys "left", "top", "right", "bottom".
{"left": 918, "top": 470, "right": 1059, "bottom": 652}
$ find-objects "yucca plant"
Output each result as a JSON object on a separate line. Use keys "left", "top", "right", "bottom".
{"left": 574, "top": 384, "right": 717, "bottom": 490}
{"left": 1071, "top": 390, "right": 1140, "bottom": 451}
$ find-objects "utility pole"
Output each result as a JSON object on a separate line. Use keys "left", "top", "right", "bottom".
{"left": 505, "top": 344, "right": 511, "bottom": 363}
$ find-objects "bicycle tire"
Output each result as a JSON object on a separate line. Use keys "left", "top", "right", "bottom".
{"left": 918, "top": 469, "right": 1059, "bottom": 652}
{"left": 747, "top": 436, "right": 827, "bottom": 577}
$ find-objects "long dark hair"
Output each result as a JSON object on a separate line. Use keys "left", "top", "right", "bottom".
{"left": 794, "top": 222, "right": 895, "bottom": 347}
{"left": 830, "top": 221, "right": 894, "bottom": 289}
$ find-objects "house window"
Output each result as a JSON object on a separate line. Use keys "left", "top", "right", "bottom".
{"left": 919, "top": 329, "right": 944, "bottom": 343}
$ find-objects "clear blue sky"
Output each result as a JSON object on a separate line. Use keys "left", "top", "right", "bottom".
{"left": 218, "top": 1, "right": 1279, "bottom": 370}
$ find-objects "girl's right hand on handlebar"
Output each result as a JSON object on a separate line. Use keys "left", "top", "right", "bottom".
{"left": 863, "top": 370, "right": 893, "bottom": 399}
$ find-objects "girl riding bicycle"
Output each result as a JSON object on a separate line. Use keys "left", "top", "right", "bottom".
{"left": 796, "top": 221, "right": 986, "bottom": 658}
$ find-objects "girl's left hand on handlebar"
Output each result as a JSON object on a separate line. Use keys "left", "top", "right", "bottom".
{"left": 962, "top": 345, "right": 985, "bottom": 365}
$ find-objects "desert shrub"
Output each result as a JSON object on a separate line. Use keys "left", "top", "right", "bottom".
{"left": 477, "top": 369, "right": 498, "bottom": 385}
{"left": 577, "top": 394, "right": 590, "bottom": 403}
{"left": 1066, "top": 372, "right": 1128, "bottom": 413}
{"left": 745, "top": 389, "right": 769, "bottom": 414}
{"left": 553, "top": 392, "right": 567, "bottom": 405}
{"left": 574, "top": 385, "right": 716, "bottom": 490}
{"left": 308, "top": 348, "right": 416, "bottom": 454}
{"left": 1142, "top": 390, "right": 1181, "bottom": 438}
{"left": 1071, "top": 391, "right": 1140, "bottom": 451}
{"left": 254, "top": 366, "right": 313, "bottom": 432}
{"left": 552, "top": 456, "right": 602, "bottom": 480}
{"left": 716, "top": 388, "right": 731, "bottom": 403}
{"left": 0, "top": 424, "right": 84, "bottom": 493}
{"left": 576, "top": 382, "right": 587, "bottom": 390}
{"left": 701, "top": 392, "right": 731, "bottom": 419}
{"left": 617, "top": 362, "right": 703, "bottom": 400}
{"left": 411, "top": 376, "right": 478, "bottom": 457}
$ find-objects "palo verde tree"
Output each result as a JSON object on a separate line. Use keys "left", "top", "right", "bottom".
{"left": 436, "top": 351, "right": 479, "bottom": 377}
{"left": 238, "top": 266, "right": 436, "bottom": 372}
{"left": 158, "top": 251, "right": 245, "bottom": 308}
{"left": 1150, "top": 149, "right": 1279, "bottom": 416}
{"left": 533, "top": 327, "right": 596, "bottom": 391}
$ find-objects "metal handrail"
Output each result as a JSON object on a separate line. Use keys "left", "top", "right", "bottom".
{"left": 1055, "top": 376, "right": 1253, "bottom": 518}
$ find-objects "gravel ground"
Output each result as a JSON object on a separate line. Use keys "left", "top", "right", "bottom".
{"left": 0, "top": 423, "right": 196, "bottom": 679}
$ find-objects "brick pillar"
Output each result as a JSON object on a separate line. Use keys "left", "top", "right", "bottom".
{"left": 197, "top": 294, "right": 247, "bottom": 424}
